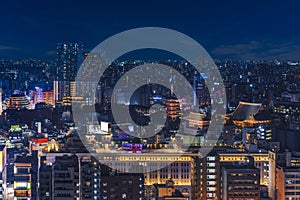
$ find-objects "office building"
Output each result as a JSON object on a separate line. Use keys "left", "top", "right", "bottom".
{"left": 100, "top": 164, "right": 144, "bottom": 200}
{"left": 39, "top": 154, "right": 101, "bottom": 200}
{"left": 221, "top": 158, "right": 260, "bottom": 200}
{"left": 276, "top": 166, "right": 300, "bottom": 200}
{"left": 13, "top": 156, "right": 32, "bottom": 200}
{"left": 219, "top": 152, "right": 269, "bottom": 186}
{"left": 51, "top": 155, "right": 79, "bottom": 199}
{"left": 33, "top": 88, "right": 54, "bottom": 106}
{"left": 38, "top": 161, "right": 52, "bottom": 200}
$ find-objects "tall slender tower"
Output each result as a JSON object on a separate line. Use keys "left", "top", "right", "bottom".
{"left": 0, "top": 85, "right": 2, "bottom": 115}
{"left": 193, "top": 75, "right": 197, "bottom": 106}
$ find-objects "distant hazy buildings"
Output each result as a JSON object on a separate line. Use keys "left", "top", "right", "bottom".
{"left": 33, "top": 87, "right": 54, "bottom": 106}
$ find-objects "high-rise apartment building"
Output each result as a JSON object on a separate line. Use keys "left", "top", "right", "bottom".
{"left": 200, "top": 153, "right": 221, "bottom": 200}
{"left": 56, "top": 42, "right": 83, "bottom": 81}
{"left": 80, "top": 156, "right": 101, "bottom": 200}
{"left": 54, "top": 42, "right": 84, "bottom": 105}
{"left": 38, "top": 163, "right": 51, "bottom": 200}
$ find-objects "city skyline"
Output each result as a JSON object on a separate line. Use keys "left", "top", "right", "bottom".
{"left": 1, "top": 1, "right": 300, "bottom": 199}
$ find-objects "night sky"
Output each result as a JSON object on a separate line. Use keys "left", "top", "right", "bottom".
{"left": 0, "top": 0, "right": 300, "bottom": 60}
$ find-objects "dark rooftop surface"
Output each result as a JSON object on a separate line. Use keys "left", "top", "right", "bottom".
{"left": 15, "top": 155, "right": 32, "bottom": 164}
{"left": 231, "top": 102, "right": 261, "bottom": 121}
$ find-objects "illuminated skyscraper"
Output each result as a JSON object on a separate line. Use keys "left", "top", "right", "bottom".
{"left": 56, "top": 42, "right": 84, "bottom": 81}
{"left": 55, "top": 43, "right": 86, "bottom": 104}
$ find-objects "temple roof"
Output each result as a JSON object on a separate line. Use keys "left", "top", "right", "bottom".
{"left": 230, "top": 102, "right": 262, "bottom": 121}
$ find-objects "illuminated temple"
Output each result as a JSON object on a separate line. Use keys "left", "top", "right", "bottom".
{"left": 224, "top": 101, "right": 273, "bottom": 147}
{"left": 226, "top": 101, "right": 272, "bottom": 127}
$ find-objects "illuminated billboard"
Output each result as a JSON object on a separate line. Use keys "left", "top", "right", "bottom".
{"left": 100, "top": 121, "right": 111, "bottom": 132}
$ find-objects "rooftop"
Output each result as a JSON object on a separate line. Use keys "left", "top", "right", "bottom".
{"left": 230, "top": 102, "right": 261, "bottom": 121}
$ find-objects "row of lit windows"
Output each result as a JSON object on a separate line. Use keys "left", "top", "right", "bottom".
{"left": 115, "top": 156, "right": 191, "bottom": 161}
{"left": 230, "top": 173, "right": 258, "bottom": 177}
{"left": 219, "top": 155, "right": 268, "bottom": 162}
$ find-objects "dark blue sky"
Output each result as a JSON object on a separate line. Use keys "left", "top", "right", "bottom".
{"left": 0, "top": 0, "right": 300, "bottom": 60}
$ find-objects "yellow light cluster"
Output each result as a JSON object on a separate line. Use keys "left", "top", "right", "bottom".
{"left": 219, "top": 154, "right": 268, "bottom": 162}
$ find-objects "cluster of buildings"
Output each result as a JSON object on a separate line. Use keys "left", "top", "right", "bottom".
{"left": 0, "top": 42, "right": 299, "bottom": 199}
